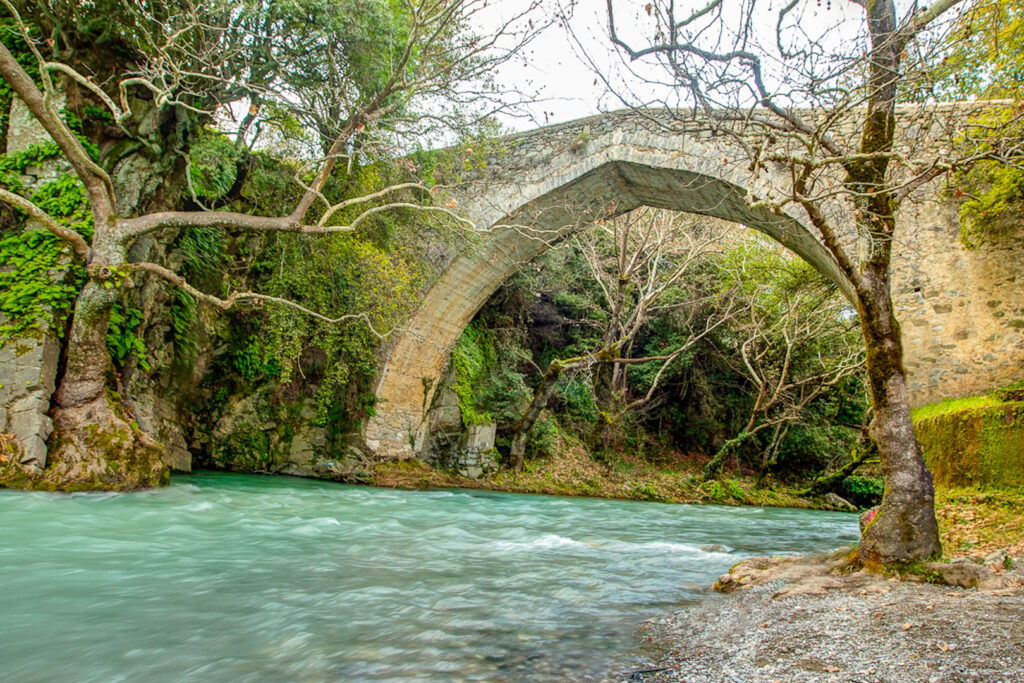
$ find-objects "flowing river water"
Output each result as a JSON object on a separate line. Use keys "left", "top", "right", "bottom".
{"left": 0, "top": 472, "right": 858, "bottom": 681}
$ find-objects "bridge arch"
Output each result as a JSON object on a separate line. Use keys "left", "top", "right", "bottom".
{"left": 363, "top": 111, "right": 859, "bottom": 457}
{"left": 363, "top": 109, "right": 1024, "bottom": 459}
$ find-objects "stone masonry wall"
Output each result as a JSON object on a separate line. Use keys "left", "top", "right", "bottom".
{"left": 894, "top": 201, "right": 1024, "bottom": 405}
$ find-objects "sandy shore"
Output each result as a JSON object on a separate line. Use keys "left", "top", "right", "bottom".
{"left": 619, "top": 551, "right": 1024, "bottom": 683}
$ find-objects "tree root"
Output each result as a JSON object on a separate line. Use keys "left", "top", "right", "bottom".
{"left": 0, "top": 397, "right": 168, "bottom": 492}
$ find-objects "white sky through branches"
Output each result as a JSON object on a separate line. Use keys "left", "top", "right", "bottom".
{"left": 478, "top": 0, "right": 964, "bottom": 132}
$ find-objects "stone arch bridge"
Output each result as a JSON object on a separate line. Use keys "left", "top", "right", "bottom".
{"left": 364, "top": 108, "right": 1024, "bottom": 459}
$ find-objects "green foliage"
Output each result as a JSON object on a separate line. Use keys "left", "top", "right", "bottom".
{"left": 556, "top": 375, "right": 599, "bottom": 423}
{"left": 449, "top": 315, "right": 534, "bottom": 430}
{"left": 841, "top": 475, "right": 884, "bottom": 507}
{"left": 232, "top": 339, "right": 279, "bottom": 381}
{"left": 957, "top": 157, "right": 1024, "bottom": 248}
{"left": 230, "top": 232, "right": 421, "bottom": 424}
{"left": 169, "top": 289, "right": 198, "bottom": 367}
{"left": 0, "top": 141, "right": 94, "bottom": 345}
{"left": 931, "top": 0, "right": 1024, "bottom": 101}
{"left": 0, "top": 142, "right": 62, "bottom": 190}
{"left": 29, "top": 174, "right": 94, "bottom": 240}
{"left": 187, "top": 130, "right": 240, "bottom": 201}
{"left": 931, "top": 1, "right": 1024, "bottom": 248}
{"left": 0, "top": 144, "right": 93, "bottom": 241}
{"left": 212, "top": 421, "right": 276, "bottom": 472}
{"left": 526, "top": 413, "right": 561, "bottom": 460}
{"left": 451, "top": 321, "right": 494, "bottom": 427}
{"left": 463, "top": 219, "right": 866, "bottom": 478}
{"left": 0, "top": 228, "right": 80, "bottom": 342}
{"left": 105, "top": 303, "right": 149, "bottom": 371}
{"left": 178, "top": 227, "right": 227, "bottom": 281}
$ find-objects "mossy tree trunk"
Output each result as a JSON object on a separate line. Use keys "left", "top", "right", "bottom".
{"left": 45, "top": 209, "right": 168, "bottom": 490}
{"left": 841, "top": 0, "right": 940, "bottom": 564}
{"left": 855, "top": 271, "right": 940, "bottom": 564}
{"left": 508, "top": 358, "right": 582, "bottom": 471}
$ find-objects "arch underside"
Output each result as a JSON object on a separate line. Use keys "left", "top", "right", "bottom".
{"left": 363, "top": 160, "right": 853, "bottom": 458}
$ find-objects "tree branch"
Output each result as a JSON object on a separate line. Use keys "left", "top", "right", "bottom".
{"left": 0, "top": 187, "right": 90, "bottom": 258}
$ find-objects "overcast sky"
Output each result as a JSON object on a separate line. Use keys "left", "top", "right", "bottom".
{"left": 476, "top": 0, "right": 957, "bottom": 132}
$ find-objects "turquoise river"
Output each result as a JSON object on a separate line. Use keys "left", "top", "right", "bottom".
{"left": 0, "top": 472, "right": 858, "bottom": 681}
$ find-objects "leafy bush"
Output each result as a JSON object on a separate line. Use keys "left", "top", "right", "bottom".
{"left": 187, "top": 130, "right": 240, "bottom": 201}
{"left": 451, "top": 321, "right": 491, "bottom": 426}
{"left": 841, "top": 475, "right": 884, "bottom": 507}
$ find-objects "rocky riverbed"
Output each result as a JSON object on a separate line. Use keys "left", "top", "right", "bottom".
{"left": 621, "top": 550, "right": 1024, "bottom": 683}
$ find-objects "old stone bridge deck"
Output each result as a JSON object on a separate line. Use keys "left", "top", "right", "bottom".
{"left": 364, "top": 106, "right": 1024, "bottom": 459}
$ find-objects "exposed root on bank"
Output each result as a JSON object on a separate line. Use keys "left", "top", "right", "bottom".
{"left": 0, "top": 397, "right": 168, "bottom": 492}
{"left": 713, "top": 548, "right": 1024, "bottom": 597}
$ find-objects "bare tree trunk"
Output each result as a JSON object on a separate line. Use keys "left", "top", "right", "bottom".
{"left": 856, "top": 275, "right": 940, "bottom": 564}
{"left": 507, "top": 360, "right": 569, "bottom": 472}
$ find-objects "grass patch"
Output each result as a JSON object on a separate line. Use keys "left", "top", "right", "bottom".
{"left": 365, "top": 437, "right": 821, "bottom": 509}
{"left": 911, "top": 393, "right": 1002, "bottom": 422}
{"left": 911, "top": 379, "right": 1024, "bottom": 422}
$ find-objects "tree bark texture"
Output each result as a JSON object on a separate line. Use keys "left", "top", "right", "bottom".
{"left": 843, "top": 0, "right": 941, "bottom": 563}
{"left": 856, "top": 276, "right": 941, "bottom": 564}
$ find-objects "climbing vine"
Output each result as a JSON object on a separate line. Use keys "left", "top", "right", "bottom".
{"left": 451, "top": 321, "right": 492, "bottom": 427}
{"left": 105, "top": 303, "right": 149, "bottom": 371}
{"left": 0, "top": 229, "right": 79, "bottom": 342}
{"left": 0, "top": 144, "right": 91, "bottom": 343}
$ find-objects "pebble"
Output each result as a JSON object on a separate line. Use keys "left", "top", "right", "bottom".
{"left": 618, "top": 580, "right": 1024, "bottom": 682}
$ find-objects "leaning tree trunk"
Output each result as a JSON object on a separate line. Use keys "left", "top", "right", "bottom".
{"left": 508, "top": 359, "right": 579, "bottom": 471}
{"left": 800, "top": 425, "right": 876, "bottom": 498}
{"left": 41, "top": 250, "right": 166, "bottom": 490}
{"left": 856, "top": 272, "right": 940, "bottom": 565}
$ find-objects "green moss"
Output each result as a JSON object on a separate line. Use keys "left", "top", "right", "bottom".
{"left": 914, "top": 386, "right": 1024, "bottom": 490}
{"left": 911, "top": 393, "right": 1001, "bottom": 421}
{"left": 211, "top": 419, "right": 279, "bottom": 472}
{"left": 450, "top": 320, "right": 493, "bottom": 427}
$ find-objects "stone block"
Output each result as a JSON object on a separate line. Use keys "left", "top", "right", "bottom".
{"left": 9, "top": 404, "right": 52, "bottom": 469}
{"left": 461, "top": 422, "right": 497, "bottom": 453}
{"left": 19, "top": 434, "right": 47, "bottom": 469}
{"left": 7, "top": 95, "right": 61, "bottom": 153}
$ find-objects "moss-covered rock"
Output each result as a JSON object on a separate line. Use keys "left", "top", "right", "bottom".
{"left": 914, "top": 398, "right": 1024, "bottom": 489}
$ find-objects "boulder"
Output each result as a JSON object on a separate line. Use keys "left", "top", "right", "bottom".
{"left": 917, "top": 562, "right": 1009, "bottom": 590}
{"left": 825, "top": 492, "right": 858, "bottom": 512}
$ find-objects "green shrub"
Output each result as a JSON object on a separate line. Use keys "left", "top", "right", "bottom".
{"left": 841, "top": 475, "right": 884, "bottom": 507}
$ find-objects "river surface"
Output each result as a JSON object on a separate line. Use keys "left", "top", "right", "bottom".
{"left": 0, "top": 472, "right": 858, "bottom": 681}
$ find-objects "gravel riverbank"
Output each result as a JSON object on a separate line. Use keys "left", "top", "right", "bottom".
{"left": 619, "top": 552, "right": 1024, "bottom": 683}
